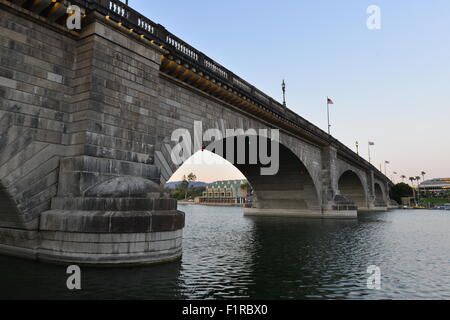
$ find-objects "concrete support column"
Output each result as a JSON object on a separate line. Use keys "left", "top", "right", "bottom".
{"left": 385, "top": 181, "right": 397, "bottom": 209}
{"left": 35, "top": 15, "right": 186, "bottom": 265}
{"left": 0, "top": 9, "right": 185, "bottom": 265}
{"left": 320, "top": 145, "right": 337, "bottom": 210}
{"left": 37, "top": 156, "right": 184, "bottom": 265}
{"left": 359, "top": 170, "right": 387, "bottom": 212}
{"left": 320, "top": 146, "right": 357, "bottom": 219}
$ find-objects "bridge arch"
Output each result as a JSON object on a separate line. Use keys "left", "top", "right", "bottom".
{"left": 374, "top": 182, "right": 386, "bottom": 200}
{"left": 167, "top": 134, "right": 321, "bottom": 212}
{"left": 337, "top": 170, "right": 368, "bottom": 209}
{"left": 373, "top": 181, "right": 389, "bottom": 208}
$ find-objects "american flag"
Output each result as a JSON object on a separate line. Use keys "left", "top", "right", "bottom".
{"left": 369, "top": 141, "right": 375, "bottom": 146}
{"left": 327, "top": 98, "right": 334, "bottom": 104}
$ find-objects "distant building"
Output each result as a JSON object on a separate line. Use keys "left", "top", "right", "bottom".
{"left": 199, "top": 179, "right": 250, "bottom": 205}
{"left": 418, "top": 178, "right": 450, "bottom": 195}
{"left": 401, "top": 197, "right": 415, "bottom": 206}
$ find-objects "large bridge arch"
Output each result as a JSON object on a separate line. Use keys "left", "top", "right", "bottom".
{"left": 337, "top": 170, "right": 369, "bottom": 210}
{"left": 374, "top": 180, "right": 388, "bottom": 205}
{"left": 152, "top": 92, "right": 325, "bottom": 207}
{"left": 166, "top": 133, "right": 322, "bottom": 213}
{"left": 374, "top": 182, "right": 384, "bottom": 199}
{"left": 154, "top": 102, "right": 323, "bottom": 189}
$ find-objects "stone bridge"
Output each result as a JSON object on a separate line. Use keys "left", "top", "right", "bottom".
{"left": 0, "top": 0, "right": 394, "bottom": 265}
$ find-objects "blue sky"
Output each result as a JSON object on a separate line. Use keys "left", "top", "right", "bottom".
{"left": 129, "top": 0, "right": 450, "bottom": 182}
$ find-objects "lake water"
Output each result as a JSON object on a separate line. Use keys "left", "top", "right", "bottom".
{"left": 1, "top": 206, "right": 449, "bottom": 299}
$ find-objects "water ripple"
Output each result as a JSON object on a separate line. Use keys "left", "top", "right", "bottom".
{"left": 1, "top": 207, "right": 450, "bottom": 299}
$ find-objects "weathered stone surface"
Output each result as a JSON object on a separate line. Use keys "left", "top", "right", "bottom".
{"left": 40, "top": 210, "right": 184, "bottom": 233}
{"left": 85, "top": 176, "right": 162, "bottom": 198}
{"left": 51, "top": 197, "right": 177, "bottom": 211}
{"left": 57, "top": 156, "right": 161, "bottom": 197}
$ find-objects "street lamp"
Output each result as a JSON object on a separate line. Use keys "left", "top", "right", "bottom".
{"left": 355, "top": 141, "right": 359, "bottom": 155}
{"left": 384, "top": 160, "right": 390, "bottom": 176}
{"left": 368, "top": 141, "right": 375, "bottom": 164}
{"left": 282, "top": 80, "right": 286, "bottom": 107}
{"left": 327, "top": 97, "right": 334, "bottom": 135}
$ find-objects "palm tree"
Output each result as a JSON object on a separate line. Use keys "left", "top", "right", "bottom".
{"left": 240, "top": 181, "right": 249, "bottom": 190}
{"left": 421, "top": 171, "right": 427, "bottom": 197}
{"left": 240, "top": 181, "right": 251, "bottom": 196}
{"left": 187, "top": 172, "right": 197, "bottom": 183}
{"left": 185, "top": 173, "right": 197, "bottom": 200}
{"left": 409, "top": 177, "right": 417, "bottom": 206}
{"left": 401, "top": 175, "right": 406, "bottom": 182}
{"left": 421, "top": 171, "right": 426, "bottom": 182}
{"left": 415, "top": 176, "right": 422, "bottom": 201}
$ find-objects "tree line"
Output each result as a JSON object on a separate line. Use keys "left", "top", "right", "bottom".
{"left": 166, "top": 173, "right": 206, "bottom": 201}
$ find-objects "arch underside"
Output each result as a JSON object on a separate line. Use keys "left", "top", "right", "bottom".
{"left": 207, "top": 136, "right": 321, "bottom": 212}
{"left": 338, "top": 170, "right": 367, "bottom": 210}
{"left": 374, "top": 183, "right": 387, "bottom": 207}
{"left": 374, "top": 183, "right": 384, "bottom": 199}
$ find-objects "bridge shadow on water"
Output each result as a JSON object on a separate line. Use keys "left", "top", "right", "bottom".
{"left": 0, "top": 255, "right": 184, "bottom": 300}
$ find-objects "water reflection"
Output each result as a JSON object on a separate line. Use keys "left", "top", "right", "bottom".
{"left": 0, "top": 206, "right": 449, "bottom": 299}
{"left": 244, "top": 216, "right": 369, "bottom": 299}
{"left": 0, "top": 256, "right": 183, "bottom": 300}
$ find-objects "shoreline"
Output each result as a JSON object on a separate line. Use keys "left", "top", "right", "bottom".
{"left": 177, "top": 201, "right": 246, "bottom": 207}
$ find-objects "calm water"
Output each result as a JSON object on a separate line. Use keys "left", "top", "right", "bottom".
{"left": 1, "top": 206, "right": 450, "bottom": 299}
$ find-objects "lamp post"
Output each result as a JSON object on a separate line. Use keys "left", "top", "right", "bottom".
{"left": 327, "top": 97, "right": 334, "bottom": 135}
{"left": 355, "top": 141, "right": 359, "bottom": 155}
{"left": 384, "top": 161, "right": 390, "bottom": 176}
{"left": 368, "top": 141, "right": 374, "bottom": 164}
{"left": 282, "top": 80, "right": 286, "bottom": 107}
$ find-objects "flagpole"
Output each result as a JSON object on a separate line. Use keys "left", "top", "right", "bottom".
{"left": 327, "top": 97, "right": 330, "bottom": 135}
